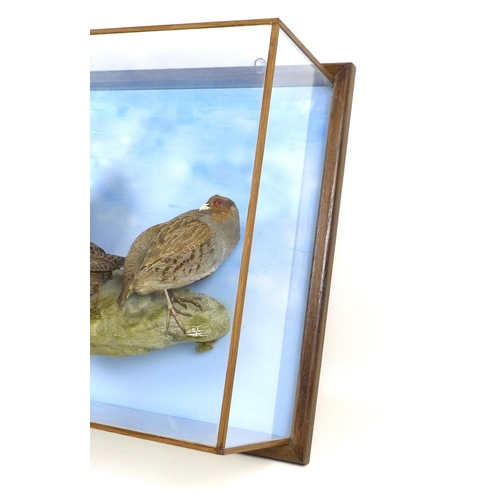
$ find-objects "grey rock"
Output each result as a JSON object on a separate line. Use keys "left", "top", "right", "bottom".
{"left": 90, "top": 271, "right": 230, "bottom": 356}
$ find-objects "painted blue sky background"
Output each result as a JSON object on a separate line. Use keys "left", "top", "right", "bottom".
{"left": 90, "top": 84, "right": 332, "bottom": 440}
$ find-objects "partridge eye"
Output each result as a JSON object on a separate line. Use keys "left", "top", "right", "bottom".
{"left": 215, "top": 199, "right": 223, "bottom": 206}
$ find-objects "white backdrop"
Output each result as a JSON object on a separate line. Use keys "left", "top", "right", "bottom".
{"left": 87, "top": 1, "right": 499, "bottom": 497}
{"left": 7, "top": 1, "right": 498, "bottom": 498}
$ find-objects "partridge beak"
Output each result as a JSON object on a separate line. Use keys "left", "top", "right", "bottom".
{"left": 199, "top": 202, "right": 210, "bottom": 211}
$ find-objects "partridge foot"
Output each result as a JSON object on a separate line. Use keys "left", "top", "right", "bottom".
{"left": 171, "top": 290, "right": 203, "bottom": 314}
{"left": 164, "top": 290, "right": 203, "bottom": 336}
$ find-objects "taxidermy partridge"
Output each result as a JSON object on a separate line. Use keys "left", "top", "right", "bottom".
{"left": 116, "top": 195, "right": 240, "bottom": 334}
{"left": 90, "top": 242, "right": 125, "bottom": 295}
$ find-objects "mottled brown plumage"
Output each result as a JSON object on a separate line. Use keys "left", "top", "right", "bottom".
{"left": 116, "top": 195, "right": 240, "bottom": 334}
{"left": 90, "top": 242, "right": 125, "bottom": 295}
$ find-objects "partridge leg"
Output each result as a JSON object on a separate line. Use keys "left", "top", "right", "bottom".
{"left": 164, "top": 290, "right": 189, "bottom": 335}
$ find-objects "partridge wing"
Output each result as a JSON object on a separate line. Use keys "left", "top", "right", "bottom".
{"left": 90, "top": 242, "right": 106, "bottom": 258}
{"left": 90, "top": 243, "right": 118, "bottom": 273}
{"left": 141, "top": 215, "right": 213, "bottom": 266}
{"left": 90, "top": 255, "right": 118, "bottom": 273}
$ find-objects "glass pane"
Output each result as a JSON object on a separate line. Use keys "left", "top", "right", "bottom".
{"left": 90, "top": 24, "right": 271, "bottom": 446}
{"left": 90, "top": 25, "right": 273, "bottom": 71}
{"left": 226, "top": 27, "right": 333, "bottom": 447}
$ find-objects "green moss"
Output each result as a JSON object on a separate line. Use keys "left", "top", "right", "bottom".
{"left": 90, "top": 307, "right": 101, "bottom": 321}
{"left": 196, "top": 341, "right": 216, "bottom": 353}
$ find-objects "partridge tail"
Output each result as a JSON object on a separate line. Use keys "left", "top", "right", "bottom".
{"left": 116, "top": 284, "right": 132, "bottom": 308}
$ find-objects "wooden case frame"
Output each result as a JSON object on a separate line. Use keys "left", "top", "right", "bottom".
{"left": 90, "top": 19, "right": 355, "bottom": 465}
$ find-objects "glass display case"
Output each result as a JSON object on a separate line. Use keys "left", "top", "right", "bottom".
{"left": 90, "top": 18, "right": 355, "bottom": 464}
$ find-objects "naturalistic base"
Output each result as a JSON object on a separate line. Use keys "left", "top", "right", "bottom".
{"left": 90, "top": 271, "right": 230, "bottom": 356}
